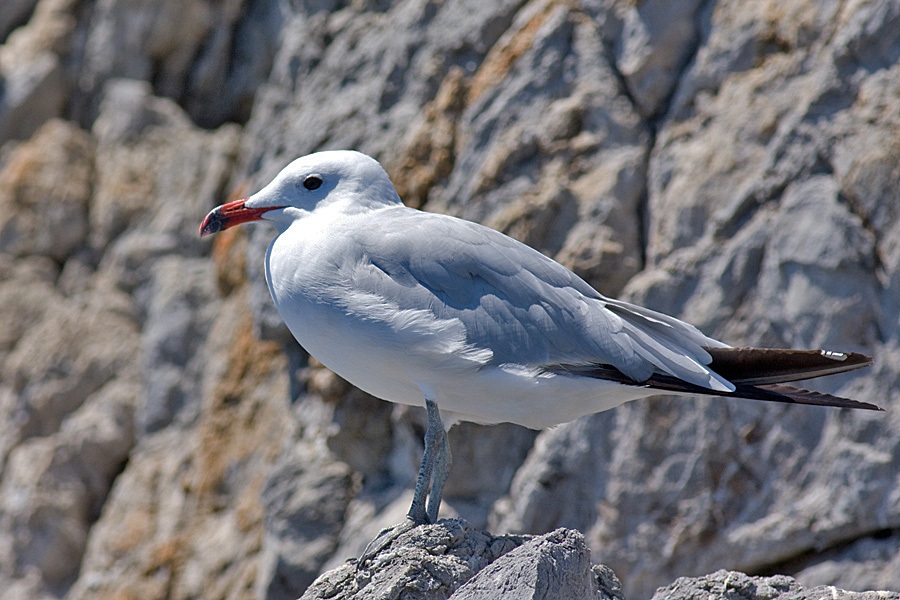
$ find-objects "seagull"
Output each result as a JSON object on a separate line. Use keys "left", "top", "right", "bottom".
{"left": 200, "top": 150, "right": 880, "bottom": 551}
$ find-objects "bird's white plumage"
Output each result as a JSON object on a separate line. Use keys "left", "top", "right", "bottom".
{"left": 249, "top": 151, "right": 734, "bottom": 429}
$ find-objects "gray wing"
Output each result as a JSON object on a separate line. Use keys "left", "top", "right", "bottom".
{"left": 351, "top": 206, "right": 734, "bottom": 391}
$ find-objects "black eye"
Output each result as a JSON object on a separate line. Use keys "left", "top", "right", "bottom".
{"left": 303, "top": 175, "right": 322, "bottom": 190}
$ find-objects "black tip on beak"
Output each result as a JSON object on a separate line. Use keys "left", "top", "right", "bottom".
{"left": 199, "top": 206, "right": 226, "bottom": 237}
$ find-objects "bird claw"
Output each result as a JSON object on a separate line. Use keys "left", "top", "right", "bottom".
{"left": 356, "top": 518, "right": 420, "bottom": 570}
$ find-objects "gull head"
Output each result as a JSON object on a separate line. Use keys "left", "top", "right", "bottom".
{"left": 200, "top": 150, "right": 402, "bottom": 237}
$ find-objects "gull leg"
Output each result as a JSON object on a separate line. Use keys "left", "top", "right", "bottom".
{"left": 408, "top": 397, "right": 444, "bottom": 524}
{"left": 358, "top": 397, "right": 444, "bottom": 567}
{"left": 406, "top": 398, "right": 444, "bottom": 525}
{"left": 426, "top": 425, "right": 450, "bottom": 524}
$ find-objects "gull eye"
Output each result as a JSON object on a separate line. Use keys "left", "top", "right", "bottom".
{"left": 303, "top": 175, "right": 322, "bottom": 190}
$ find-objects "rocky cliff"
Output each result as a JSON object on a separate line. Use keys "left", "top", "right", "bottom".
{"left": 0, "top": 1, "right": 898, "bottom": 599}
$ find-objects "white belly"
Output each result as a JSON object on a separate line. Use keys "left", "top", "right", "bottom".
{"left": 272, "top": 290, "right": 651, "bottom": 429}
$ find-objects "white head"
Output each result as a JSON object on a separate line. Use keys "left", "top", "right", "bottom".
{"left": 200, "top": 150, "right": 402, "bottom": 236}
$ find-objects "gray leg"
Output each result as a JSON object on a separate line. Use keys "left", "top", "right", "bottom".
{"left": 407, "top": 398, "right": 445, "bottom": 525}
{"left": 426, "top": 427, "right": 450, "bottom": 524}
{"left": 358, "top": 398, "right": 447, "bottom": 567}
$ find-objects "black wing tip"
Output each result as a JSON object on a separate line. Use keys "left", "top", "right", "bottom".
{"left": 748, "top": 382, "right": 885, "bottom": 411}
{"left": 829, "top": 397, "right": 884, "bottom": 412}
{"left": 546, "top": 357, "right": 885, "bottom": 411}
{"left": 852, "top": 396, "right": 886, "bottom": 412}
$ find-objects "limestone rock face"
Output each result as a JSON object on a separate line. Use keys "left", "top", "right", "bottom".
{"left": 0, "top": 120, "right": 93, "bottom": 260}
{"left": 0, "top": 1, "right": 897, "bottom": 599}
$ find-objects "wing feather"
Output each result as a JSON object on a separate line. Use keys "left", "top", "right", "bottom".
{"left": 352, "top": 207, "right": 731, "bottom": 390}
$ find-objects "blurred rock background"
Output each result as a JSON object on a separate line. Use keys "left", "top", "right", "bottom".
{"left": 0, "top": 0, "right": 897, "bottom": 599}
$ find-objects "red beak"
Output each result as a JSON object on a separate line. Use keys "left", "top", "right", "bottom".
{"left": 199, "top": 199, "right": 281, "bottom": 237}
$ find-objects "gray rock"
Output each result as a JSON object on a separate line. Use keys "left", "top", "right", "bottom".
{"left": 613, "top": 0, "right": 706, "bottom": 118}
{"left": 0, "top": 0, "right": 38, "bottom": 42}
{"left": 428, "top": 0, "right": 648, "bottom": 295}
{"left": 257, "top": 437, "right": 355, "bottom": 600}
{"left": 77, "top": 0, "right": 280, "bottom": 127}
{"left": 0, "top": 119, "right": 93, "bottom": 260}
{"left": 0, "top": 254, "right": 138, "bottom": 598}
{"left": 651, "top": 570, "right": 900, "bottom": 600}
{"left": 0, "top": 52, "right": 65, "bottom": 144}
{"left": 299, "top": 520, "right": 529, "bottom": 600}
{"left": 137, "top": 256, "right": 218, "bottom": 434}
{"left": 490, "top": 412, "right": 617, "bottom": 536}
{"left": 67, "top": 292, "right": 293, "bottom": 600}
{"left": 0, "top": 254, "right": 57, "bottom": 365}
{"left": 90, "top": 78, "right": 241, "bottom": 256}
{"left": 0, "top": 379, "right": 135, "bottom": 590}
{"left": 78, "top": 0, "right": 215, "bottom": 118}
{"left": 0, "top": 0, "right": 77, "bottom": 141}
{"left": 793, "top": 532, "right": 900, "bottom": 593}
{"left": 0, "top": 571, "right": 55, "bottom": 600}
{"left": 2, "top": 279, "right": 139, "bottom": 440}
{"left": 450, "top": 528, "right": 619, "bottom": 600}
